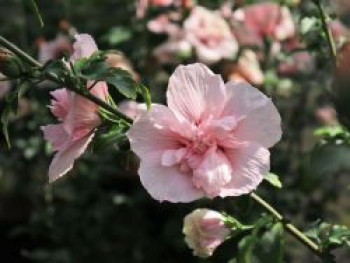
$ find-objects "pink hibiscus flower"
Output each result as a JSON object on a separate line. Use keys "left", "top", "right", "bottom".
{"left": 41, "top": 34, "right": 108, "bottom": 182}
{"left": 184, "top": 6, "right": 238, "bottom": 64}
{"left": 233, "top": 3, "right": 295, "bottom": 42}
{"left": 127, "top": 63, "right": 281, "bottom": 202}
{"left": 38, "top": 34, "right": 73, "bottom": 63}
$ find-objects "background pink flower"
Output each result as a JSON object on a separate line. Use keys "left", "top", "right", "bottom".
{"left": 183, "top": 209, "right": 230, "bottom": 258}
{"left": 127, "top": 63, "right": 281, "bottom": 202}
{"left": 222, "top": 50, "right": 264, "bottom": 85}
{"left": 184, "top": 6, "right": 238, "bottom": 64}
{"left": 38, "top": 34, "right": 73, "bottom": 63}
{"left": 41, "top": 34, "right": 108, "bottom": 182}
{"left": 118, "top": 100, "right": 147, "bottom": 120}
{"left": 233, "top": 3, "right": 295, "bottom": 43}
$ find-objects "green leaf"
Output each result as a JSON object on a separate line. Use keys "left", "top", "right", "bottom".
{"left": 264, "top": 173, "right": 282, "bottom": 189}
{"left": 42, "top": 59, "right": 69, "bottom": 79}
{"left": 74, "top": 52, "right": 138, "bottom": 99}
{"left": 314, "top": 125, "right": 350, "bottom": 140}
{"left": 137, "top": 84, "right": 151, "bottom": 111}
{"left": 300, "top": 17, "right": 318, "bottom": 35}
{"left": 105, "top": 68, "right": 137, "bottom": 99}
{"left": 237, "top": 235, "right": 259, "bottom": 263}
{"left": 234, "top": 216, "right": 284, "bottom": 263}
{"left": 103, "top": 27, "right": 132, "bottom": 45}
{"left": 94, "top": 123, "right": 129, "bottom": 151}
{"left": 305, "top": 221, "right": 350, "bottom": 252}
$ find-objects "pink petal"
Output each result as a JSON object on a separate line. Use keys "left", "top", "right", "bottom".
{"left": 167, "top": 64, "right": 226, "bottom": 123}
{"left": 41, "top": 124, "right": 70, "bottom": 151}
{"left": 49, "top": 88, "right": 69, "bottom": 120}
{"left": 63, "top": 91, "right": 101, "bottom": 139}
{"left": 192, "top": 147, "right": 232, "bottom": 198}
{"left": 89, "top": 81, "right": 108, "bottom": 100}
{"left": 223, "top": 81, "right": 281, "bottom": 148}
{"left": 220, "top": 142, "right": 269, "bottom": 197}
{"left": 48, "top": 133, "right": 94, "bottom": 182}
{"left": 138, "top": 155, "right": 204, "bottom": 202}
{"left": 161, "top": 148, "right": 188, "bottom": 167}
{"left": 70, "top": 34, "right": 98, "bottom": 62}
{"left": 127, "top": 104, "right": 190, "bottom": 160}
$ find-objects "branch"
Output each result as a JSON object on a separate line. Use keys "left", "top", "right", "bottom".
{"left": 250, "top": 192, "right": 322, "bottom": 257}
{"left": 313, "top": 0, "right": 337, "bottom": 63}
{"left": 0, "top": 35, "right": 133, "bottom": 124}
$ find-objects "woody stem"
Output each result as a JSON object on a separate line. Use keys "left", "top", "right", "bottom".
{"left": 250, "top": 192, "right": 322, "bottom": 257}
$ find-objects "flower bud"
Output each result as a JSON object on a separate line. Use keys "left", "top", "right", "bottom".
{"left": 183, "top": 209, "right": 230, "bottom": 258}
{"left": 333, "top": 42, "right": 350, "bottom": 129}
{"left": 0, "top": 47, "right": 22, "bottom": 78}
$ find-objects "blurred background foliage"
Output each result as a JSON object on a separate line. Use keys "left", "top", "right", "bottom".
{"left": 0, "top": 0, "right": 349, "bottom": 262}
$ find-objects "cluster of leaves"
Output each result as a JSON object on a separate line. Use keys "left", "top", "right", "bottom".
{"left": 305, "top": 221, "right": 350, "bottom": 259}
{"left": 42, "top": 51, "right": 150, "bottom": 107}
{"left": 229, "top": 215, "right": 284, "bottom": 263}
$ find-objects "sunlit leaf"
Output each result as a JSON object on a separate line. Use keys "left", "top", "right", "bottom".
{"left": 264, "top": 173, "right": 282, "bottom": 189}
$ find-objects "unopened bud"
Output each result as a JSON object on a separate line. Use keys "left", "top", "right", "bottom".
{"left": 0, "top": 47, "right": 22, "bottom": 78}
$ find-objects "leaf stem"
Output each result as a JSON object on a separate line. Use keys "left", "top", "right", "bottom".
{"left": 250, "top": 192, "right": 322, "bottom": 257}
{"left": 313, "top": 0, "right": 337, "bottom": 63}
{"left": 0, "top": 35, "right": 133, "bottom": 124}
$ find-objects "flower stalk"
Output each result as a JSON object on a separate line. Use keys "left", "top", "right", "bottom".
{"left": 0, "top": 35, "right": 133, "bottom": 124}
{"left": 250, "top": 192, "right": 322, "bottom": 257}
{"left": 313, "top": 0, "right": 337, "bottom": 63}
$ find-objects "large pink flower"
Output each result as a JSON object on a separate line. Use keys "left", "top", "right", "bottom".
{"left": 184, "top": 6, "right": 238, "bottom": 64}
{"left": 41, "top": 34, "right": 108, "bottom": 182}
{"left": 127, "top": 63, "right": 281, "bottom": 202}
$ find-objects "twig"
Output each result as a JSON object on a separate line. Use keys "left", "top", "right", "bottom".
{"left": 250, "top": 192, "right": 322, "bottom": 257}
{"left": 313, "top": 0, "right": 337, "bottom": 63}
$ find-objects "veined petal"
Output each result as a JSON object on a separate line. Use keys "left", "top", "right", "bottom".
{"left": 70, "top": 34, "right": 98, "bottom": 62}
{"left": 41, "top": 124, "right": 70, "bottom": 151}
{"left": 139, "top": 155, "right": 204, "bottom": 202}
{"left": 161, "top": 148, "right": 188, "bottom": 167}
{"left": 63, "top": 91, "right": 101, "bottom": 139}
{"left": 223, "top": 81, "right": 281, "bottom": 148}
{"left": 49, "top": 88, "right": 70, "bottom": 120}
{"left": 167, "top": 64, "right": 226, "bottom": 123}
{"left": 48, "top": 133, "right": 94, "bottom": 183}
{"left": 220, "top": 142, "right": 269, "bottom": 197}
{"left": 127, "top": 104, "right": 191, "bottom": 160}
{"left": 193, "top": 148, "right": 232, "bottom": 198}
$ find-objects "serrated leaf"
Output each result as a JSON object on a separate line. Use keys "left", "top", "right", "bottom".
{"left": 264, "top": 173, "right": 282, "bottom": 189}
